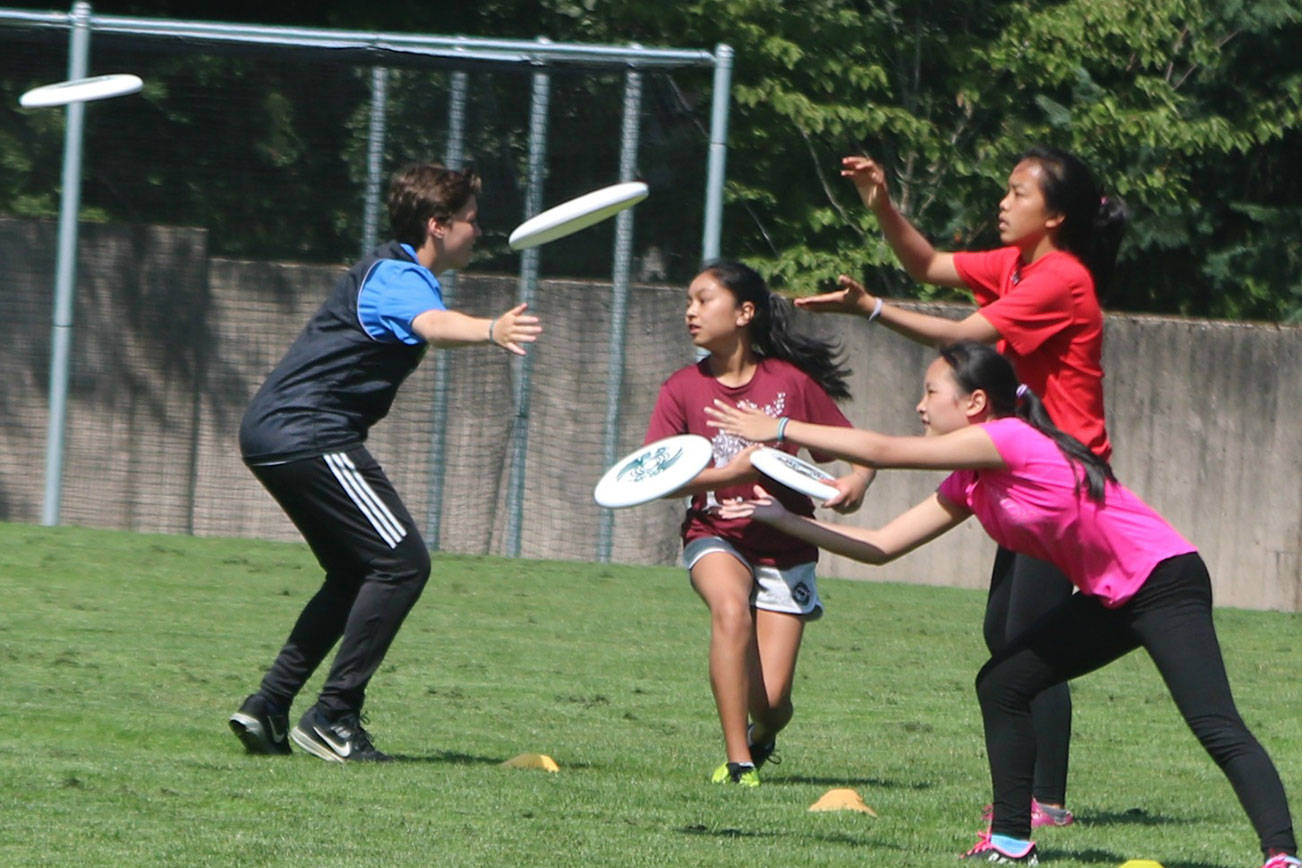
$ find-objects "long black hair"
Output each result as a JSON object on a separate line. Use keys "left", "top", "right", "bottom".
{"left": 703, "top": 259, "right": 852, "bottom": 400}
{"left": 1019, "top": 146, "right": 1127, "bottom": 299}
{"left": 938, "top": 341, "right": 1116, "bottom": 501}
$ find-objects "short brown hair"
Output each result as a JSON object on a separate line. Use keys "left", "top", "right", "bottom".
{"left": 387, "top": 163, "right": 482, "bottom": 246}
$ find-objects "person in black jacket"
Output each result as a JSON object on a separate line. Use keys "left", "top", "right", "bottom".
{"left": 229, "top": 163, "right": 540, "bottom": 762}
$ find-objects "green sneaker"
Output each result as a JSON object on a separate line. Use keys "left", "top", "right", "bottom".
{"left": 711, "top": 761, "right": 760, "bottom": 787}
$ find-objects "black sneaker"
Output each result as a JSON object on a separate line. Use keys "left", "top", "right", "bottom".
{"left": 229, "top": 693, "right": 291, "bottom": 755}
{"left": 290, "top": 706, "right": 391, "bottom": 763}
{"left": 747, "top": 724, "right": 780, "bottom": 770}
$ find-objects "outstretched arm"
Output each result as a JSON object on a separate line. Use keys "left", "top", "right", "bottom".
{"left": 797, "top": 275, "right": 1000, "bottom": 347}
{"left": 412, "top": 302, "right": 541, "bottom": 355}
{"left": 704, "top": 401, "right": 1005, "bottom": 471}
{"left": 718, "top": 487, "right": 969, "bottom": 564}
{"left": 796, "top": 156, "right": 1002, "bottom": 346}
{"left": 841, "top": 155, "right": 965, "bottom": 287}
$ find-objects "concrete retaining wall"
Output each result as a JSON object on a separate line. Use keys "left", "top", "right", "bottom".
{"left": 2, "top": 217, "right": 1297, "bottom": 610}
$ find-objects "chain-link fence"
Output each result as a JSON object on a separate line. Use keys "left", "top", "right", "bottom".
{"left": 1, "top": 4, "right": 730, "bottom": 564}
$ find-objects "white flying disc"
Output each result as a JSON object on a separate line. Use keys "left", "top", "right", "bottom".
{"left": 751, "top": 447, "right": 839, "bottom": 501}
{"left": 509, "top": 181, "right": 649, "bottom": 251}
{"left": 19, "top": 74, "right": 143, "bottom": 108}
{"left": 594, "top": 434, "right": 711, "bottom": 509}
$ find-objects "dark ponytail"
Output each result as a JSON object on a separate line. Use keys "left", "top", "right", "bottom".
{"left": 1019, "top": 146, "right": 1127, "bottom": 300}
{"left": 938, "top": 341, "right": 1116, "bottom": 501}
{"left": 703, "top": 259, "right": 852, "bottom": 400}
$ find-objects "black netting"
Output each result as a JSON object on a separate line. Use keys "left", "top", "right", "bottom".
{"left": 1, "top": 15, "right": 715, "bottom": 564}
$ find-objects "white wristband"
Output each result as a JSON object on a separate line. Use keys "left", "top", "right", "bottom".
{"left": 867, "top": 297, "right": 884, "bottom": 323}
{"left": 487, "top": 317, "right": 498, "bottom": 345}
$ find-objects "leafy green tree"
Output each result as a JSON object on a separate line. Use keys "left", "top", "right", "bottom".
{"left": 4, "top": 0, "right": 1299, "bottom": 319}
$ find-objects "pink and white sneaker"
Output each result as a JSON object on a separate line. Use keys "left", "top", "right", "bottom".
{"left": 1261, "top": 853, "right": 1302, "bottom": 868}
{"left": 960, "top": 830, "right": 1039, "bottom": 863}
{"left": 980, "top": 799, "right": 1074, "bottom": 828}
{"left": 1030, "top": 799, "right": 1074, "bottom": 828}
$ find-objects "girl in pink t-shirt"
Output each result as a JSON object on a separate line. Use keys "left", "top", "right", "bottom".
{"left": 643, "top": 259, "right": 874, "bottom": 787}
{"left": 706, "top": 342, "right": 1296, "bottom": 868}
{"left": 798, "top": 145, "right": 1129, "bottom": 827}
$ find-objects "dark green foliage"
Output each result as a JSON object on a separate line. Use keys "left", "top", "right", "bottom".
{"left": 3, "top": 0, "right": 1299, "bottom": 318}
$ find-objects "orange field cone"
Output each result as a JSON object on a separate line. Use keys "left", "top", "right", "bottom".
{"left": 500, "top": 752, "right": 560, "bottom": 772}
{"left": 808, "top": 787, "right": 877, "bottom": 816}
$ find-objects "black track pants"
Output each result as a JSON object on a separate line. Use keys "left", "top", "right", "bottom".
{"left": 247, "top": 446, "right": 431, "bottom": 718}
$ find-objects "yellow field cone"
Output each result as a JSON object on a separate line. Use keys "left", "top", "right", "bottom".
{"left": 808, "top": 787, "right": 877, "bottom": 816}
{"left": 1118, "top": 862, "right": 1165, "bottom": 868}
{"left": 500, "top": 752, "right": 560, "bottom": 772}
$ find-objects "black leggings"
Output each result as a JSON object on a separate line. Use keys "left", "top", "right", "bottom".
{"left": 985, "top": 547, "right": 1074, "bottom": 805}
{"left": 977, "top": 553, "right": 1296, "bottom": 856}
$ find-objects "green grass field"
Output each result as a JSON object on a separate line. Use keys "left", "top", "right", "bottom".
{"left": 0, "top": 522, "right": 1297, "bottom": 867}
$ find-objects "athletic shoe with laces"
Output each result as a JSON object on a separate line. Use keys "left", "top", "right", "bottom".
{"left": 290, "top": 705, "right": 391, "bottom": 763}
{"left": 1031, "top": 799, "right": 1074, "bottom": 828}
{"left": 710, "top": 761, "right": 760, "bottom": 787}
{"left": 981, "top": 799, "right": 1075, "bottom": 829}
{"left": 1261, "top": 853, "right": 1302, "bottom": 868}
{"left": 228, "top": 693, "right": 291, "bottom": 755}
{"left": 960, "top": 830, "right": 1039, "bottom": 864}
{"left": 746, "top": 724, "right": 780, "bottom": 770}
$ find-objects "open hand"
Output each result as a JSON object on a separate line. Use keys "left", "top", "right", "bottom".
{"left": 793, "top": 273, "right": 878, "bottom": 316}
{"left": 704, "top": 400, "right": 781, "bottom": 443}
{"left": 840, "top": 155, "right": 889, "bottom": 211}
{"left": 491, "top": 303, "right": 542, "bottom": 356}
{"left": 715, "top": 486, "right": 789, "bottom": 523}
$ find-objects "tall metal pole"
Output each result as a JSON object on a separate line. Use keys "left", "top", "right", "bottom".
{"left": 504, "top": 58, "right": 550, "bottom": 558}
{"left": 596, "top": 66, "right": 643, "bottom": 562}
{"left": 360, "top": 65, "right": 389, "bottom": 256}
{"left": 41, "top": 0, "right": 93, "bottom": 527}
{"left": 425, "top": 69, "right": 469, "bottom": 549}
{"left": 701, "top": 43, "right": 732, "bottom": 263}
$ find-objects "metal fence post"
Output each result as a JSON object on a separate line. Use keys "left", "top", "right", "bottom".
{"left": 701, "top": 43, "right": 732, "bottom": 263}
{"left": 504, "top": 56, "right": 550, "bottom": 557}
{"left": 425, "top": 69, "right": 469, "bottom": 549}
{"left": 360, "top": 65, "right": 389, "bottom": 256}
{"left": 596, "top": 65, "right": 643, "bottom": 562}
{"left": 41, "top": 0, "right": 93, "bottom": 527}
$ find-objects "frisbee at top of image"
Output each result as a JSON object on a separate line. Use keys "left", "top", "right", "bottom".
{"left": 751, "top": 446, "right": 839, "bottom": 501}
{"left": 19, "top": 74, "right": 143, "bottom": 108}
{"left": 508, "top": 181, "right": 649, "bottom": 251}
{"left": 593, "top": 434, "right": 711, "bottom": 509}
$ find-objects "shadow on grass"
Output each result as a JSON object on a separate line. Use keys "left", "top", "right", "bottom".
{"left": 1077, "top": 807, "right": 1186, "bottom": 827}
{"left": 1042, "top": 846, "right": 1232, "bottom": 868}
{"left": 775, "top": 774, "right": 933, "bottom": 790}
{"left": 677, "top": 826, "right": 906, "bottom": 853}
{"left": 387, "top": 750, "right": 595, "bottom": 770}
{"left": 676, "top": 824, "right": 775, "bottom": 840}
{"left": 386, "top": 750, "right": 508, "bottom": 765}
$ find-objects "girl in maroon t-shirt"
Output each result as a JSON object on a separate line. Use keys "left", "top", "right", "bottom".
{"left": 796, "top": 146, "right": 1127, "bottom": 826}
{"left": 643, "top": 259, "right": 874, "bottom": 786}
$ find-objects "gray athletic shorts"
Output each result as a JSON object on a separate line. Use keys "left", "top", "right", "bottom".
{"left": 682, "top": 536, "right": 823, "bottom": 621}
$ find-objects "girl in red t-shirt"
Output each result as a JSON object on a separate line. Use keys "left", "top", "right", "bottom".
{"left": 797, "top": 146, "right": 1127, "bottom": 826}
{"left": 643, "top": 259, "right": 874, "bottom": 786}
